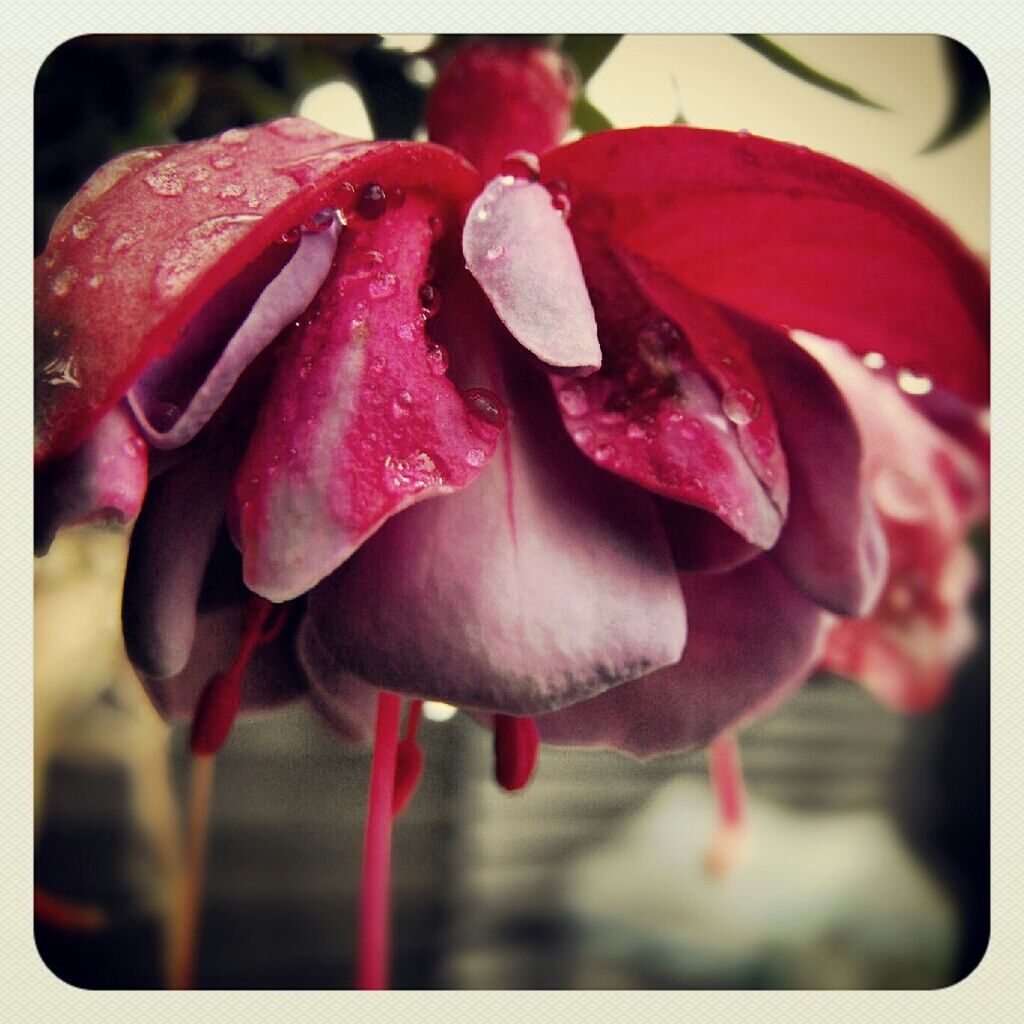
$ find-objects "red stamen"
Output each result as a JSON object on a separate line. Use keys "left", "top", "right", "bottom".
{"left": 34, "top": 888, "right": 106, "bottom": 931}
{"left": 188, "top": 596, "right": 278, "bottom": 755}
{"left": 357, "top": 691, "right": 402, "bottom": 990}
{"left": 494, "top": 714, "right": 539, "bottom": 791}
{"left": 704, "top": 732, "right": 748, "bottom": 878}
{"left": 393, "top": 700, "right": 424, "bottom": 817}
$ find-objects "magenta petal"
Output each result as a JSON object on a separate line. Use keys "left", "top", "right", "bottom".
{"left": 550, "top": 236, "right": 785, "bottom": 548}
{"left": 127, "top": 218, "right": 341, "bottom": 449}
{"left": 122, "top": 449, "right": 230, "bottom": 678}
{"left": 464, "top": 176, "right": 600, "bottom": 371}
{"left": 232, "top": 195, "right": 500, "bottom": 602}
{"left": 140, "top": 604, "right": 304, "bottom": 721}
{"left": 36, "top": 403, "right": 147, "bottom": 554}
{"left": 304, "top": 286, "right": 687, "bottom": 715}
{"left": 536, "top": 556, "right": 829, "bottom": 758}
{"left": 296, "top": 614, "right": 379, "bottom": 744}
{"left": 733, "top": 311, "right": 889, "bottom": 616}
{"left": 544, "top": 126, "right": 988, "bottom": 405}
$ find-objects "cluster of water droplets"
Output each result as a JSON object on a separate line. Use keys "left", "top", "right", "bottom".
{"left": 859, "top": 350, "right": 934, "bottom": 397}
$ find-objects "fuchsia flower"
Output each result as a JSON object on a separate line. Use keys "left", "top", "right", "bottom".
{"left": 35, "top": 39, "right": 988, "bottom": 987}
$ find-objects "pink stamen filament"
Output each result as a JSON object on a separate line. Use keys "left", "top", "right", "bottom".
{"left": 357, "top": 691, "right": 402, "bottom": 990}
{"left": 494, "top": 714, "right": 540, "bottom": 791}
{"left": 708, "top": 732, "right": 745, "bottom": 826}
{"left": 393, "top": 700, "right": 425, "bottom": 817}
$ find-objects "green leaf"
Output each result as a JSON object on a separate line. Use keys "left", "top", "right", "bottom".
{"left": 574, "top": 94, "right": 613, "bottom": 135}
{"left": 921, "top": 37, "right": 990, "bottom": 154}
{"left": 734, "top": 34, "right": 886, "bottom": 110}
{"left": 561, "top": 35, "right": 621, "bottom": 84}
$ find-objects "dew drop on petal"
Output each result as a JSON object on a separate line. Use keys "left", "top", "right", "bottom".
{"left": 897, "top": 367, "right": 933, "bottom": 396}
{"left": 862, "top": 351, "right": 886, "bottom": 370}
{"left": 462, "top": 387, "right": 506, "bottom": 429}
{"left": 545, "top": 180, "right": 571, "bottom": 219}
{"left": 219, "top": 128, "right": 250, "bottom": 146}
{"left": 150, "top": 402, "right": 181, "bottom": 432}
{"left": 419, "top": 283, "right": 441, "bottom": 317}
{"left": 372, "top": 354, "right": 388, "bottom": 373}
{"left": 219, "top": 182, "right": 246, "bottom": 200}
{"left": 557, "top": 382, "right": 589, "bottom": 418}
{"left": 572, "top": 426, "right": 594, "bottom": 446}
{"left": 369, "top": 271, "right": 399, "bottom": 299}
{"left": 485, "top": 244, "right": 504, "bottom": 261}
{"left": 425, "top": 343, "right": 449, "bottom": 375}
{"left": 50, "top": 267, "right": 77, "bottom": 297}
{"left": 466, "top": 447, "right": 487, "bottom": 467}
{"left": 721, "top": 387, "right": 761, "bottom": 426}
{"left": 391, "top": 390, "right": 414, "bottom": 418}
{"left": 594, "top": 443, "right": 616, "bottom": 464}
{"left": 211, "top": 155, "right": 236, "bottom": 170}
{"left": 145, "top": 166, "right": 187, "bottom": 196}
{"left": 304, "top": 207, "right": 341, "bottom": 233}
{"left": 356, "top": 183, "right": 387, "bottom": 220}
{"left": 111, "top": 230, "right": 139, "bottom": 253}
{"left": 71, "top": 216, "right": 97, "bottom": 240}
{"left": 500, "top": 150, "right": 541, "bottom": 181}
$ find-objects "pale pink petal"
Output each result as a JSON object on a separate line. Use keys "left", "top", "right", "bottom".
{"left": 464, "top": 176, "right": 600, "bottom": 371}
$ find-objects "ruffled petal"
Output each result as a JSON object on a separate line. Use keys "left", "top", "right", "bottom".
{"left": 303, "top": 273, "right": 687, "bottom": 714}
{"left": 231, "top": 195, "right": 502, "bottom": 602}
{"left": 542, "top": 126, "right": 989, "bottom": 405}
{"left": 733, "top": 311, "right": 889, "bottom": 616}
{"left": 35, "top": 403, "right": 147, "bottom": 555}
{"left": 464, "top": 176, "right": 600, "bottom": 371}
{"left": 35, "top": 118, "right": 480, "bottom": 463}
{"left": 798, "top": 334, "right": 986, "bottom": 711}
{"left": 549, "top": 235, "right": 786, "bottom": 548}
{"left": 537, "top": 556, "right": 829, "bottom": 758}
{"left": 122, "top": 447, "right": 231, "bottom": 679}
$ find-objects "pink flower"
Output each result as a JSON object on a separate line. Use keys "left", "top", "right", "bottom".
{"left": 35, "top": 42, "right": 988, "bottom": 768}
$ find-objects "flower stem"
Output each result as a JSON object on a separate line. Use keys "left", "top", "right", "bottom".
{"left": 704, "top": 732, "right": 747, "bottom": 877}
{"left": 170, "top": 751, "right": 215, "bottom": 989}
{"left": 357, "top": 691, "right": 402, "bottom": 990}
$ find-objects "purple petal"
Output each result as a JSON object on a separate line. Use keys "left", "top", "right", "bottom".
{"left": 537, "top": 556, "right": 829, "bottom": 758}
{"left": 464, "top": 176, "right": 601, "bottom": 371}
{"left": 35, "top": 403, "right": 147, "bottom": 554}
{"left": 304, "top": 282, "right": 686, "bottom": 715}
{"left": 127, "top": 218, "right": 341, "bottom": 449}
{"left": 122, "top": 448, "right": 231, "bottom": 678}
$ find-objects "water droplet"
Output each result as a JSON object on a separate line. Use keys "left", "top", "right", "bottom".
{"left": 397, "top": 321, "right": 418, "bottom": 343}
{"left": 862, "top": 352, "right": 886, "bottom": 370}
{"left": 348, "top": 247, "right": 385, "bottom": 274}
{"left": 897, "top": 367, "right": 933, "bottom": 396}
{"left": 677, "top": 417, "right": 703, "bottom": 441}
{"left": 372, "top": 354, "right": 388, "bottom": 373}
{"left": 219, "top": 182, "right": 246, "bottom": 199}
{"left": 428, "top": 215, "right": 444, "bottom": 241}
{"left": 594, "top": 443, "right": 616, "bottom": 464}
{"left": 111, "top": 230, "right": 139, "bottom": 253}
{"left": 545, "top": 180, "right": 571, "bottom": 218}
{"left": 87, "top": 274, "right": 104, "bottom": 289}
{"left": 278, "top": 225, "right": 301, "bottom": 245}
{"left": 304, "top": 207, "right": 341, "bottom": 233}
{"left": 500, "top": 150, "right": 541, "bottom": 181}
{"left": 425, "top": 343, "right": 449, "bottom": 375}
{"left": 190, "top": 166, "right": 211, "bottom": 182}
{"left": 299, "top": 355, "right": 314, "bottom": 379}
{"left": 267, "top": 117, "right": 333, "bottom": 142}
{"left": 572, "top": 426, "right": 594, "bottom": 446}
{"left": 626, "top": 421, "right": 647, "bottom": 440}
{"left": 419, "top": 284, "right": 441, "bottom": 317}
{"left": 499, "top": 174, "right": 516, "bottom": 186}
{"left": 737, "top": 129, "right": 751, "bottom": 138}
{"left": 72, "top": 216, "right": 97, "bottom": 240}
{"left": 721, "top": 387, "right": 761, "bottom": 426}
{"left": 557, "top": 383, "right": 589, "bottom": 418}
{"left": 43, "top": 253, "right": 56, "bottom": 269}
{"left": 391, "top": 390, "right": 414, "bottom": 417}
{"left": 219, "top": 128, "right": 250, "bottom": 146}
{"left": 150, "top": 401, "right": 180, "bottom": 431}
{"left": 369, "top": 271, "right": 399, "bottom": 299}
{"left": 211, "top": 155, "right": 236, "bottom": 171}
{"left": 486, "top": 244, "right": 505, "bottom": 261}
{"left": 356, "top": 182, "right": 387, "bottom": 219}
{"left": 144, "top": 166, "right": 186, "bottom": 196}
{"left": 50, "top": 267, "right": 77, "bottom": 297}
{"left": 462, "top": 388, "right": 506, "bottom": 430}
{"left": 40, "top": 354, "right": 80, "bottom": 388}
{"left": 476, "top": 206, "right": 492, "bottom": 222}
{"left": 466, "top": 447, "right": 487, "bottom": 467}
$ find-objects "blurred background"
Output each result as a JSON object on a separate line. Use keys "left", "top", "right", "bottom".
{"left": 34, "top": 34, "right": 989, "bottom": 989}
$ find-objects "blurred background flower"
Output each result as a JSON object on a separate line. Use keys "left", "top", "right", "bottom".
{"left": 34, "top": 33, "right": 988, "bottom": 989}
